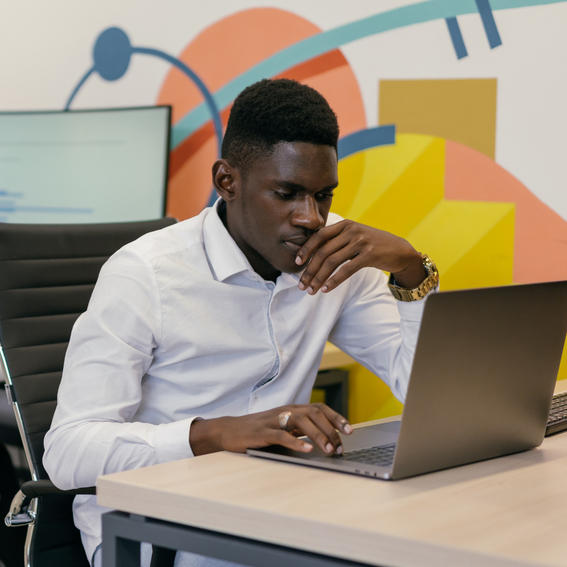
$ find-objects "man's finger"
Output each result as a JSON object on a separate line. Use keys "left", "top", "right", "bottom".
{"left": 315, "top": 403, "right": 354, "bottom": 435}
{"left": 270, "top": 429, "right": 313, "bottom": 453}
{"left": 290, "top": 413, "right": 341, "bottom": 454}
{"left": 304, "top": 406, "right": 346, "bottom": 452}
{"left": 295, "top": 222, "right": 345, "bottom": 266}
{"left": 320, "top": 258, "right": 364, "bottom": 294}
{"left": 290, "top": 403, "right": 350, "bottom": 453}
{"left": 298, "top": 237, "right": 351, "bottom": 293}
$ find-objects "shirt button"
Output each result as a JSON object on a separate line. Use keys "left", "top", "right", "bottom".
{"left": 278, "top": 347, "right": 284, "bottom": 356}
{"left": 253, "top": 395, "right": 258, "bottom": 402}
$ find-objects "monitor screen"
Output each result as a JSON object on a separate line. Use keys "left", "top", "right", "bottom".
{"left": 0, "top": 106, "right": 171, "bottom": 224}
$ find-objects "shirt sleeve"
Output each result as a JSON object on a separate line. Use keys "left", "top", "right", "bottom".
{"left": 43, "top": 247, "right": 197, "bottom": 490}
{"left": 328, "top": 268, "right": 432, "bottom": 403}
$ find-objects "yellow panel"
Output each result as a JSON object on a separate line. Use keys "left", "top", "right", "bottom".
{"left": 557, "top": 336, "right": 567, "bottom": 382}
{"left": 358, "top": 138, "right": 445, "bottom": 238}
{"left": 368, "top": 396, "right": 404, "bottom": 422}
{"left": 348, "top": 201, "right": 515, "bottom": 423}
{"left": 379, "top": 79, "right": 497, "bottom": 159}
{"left": 310, "top": 388, "right": 326, "bottom": 405}
{"left": 334, "top": 151, "right": 365, "bottom": 217}
{"left": 407, "top": 200, "right": 515, "bottom": 279}
{"left": 441, "top": 208, "right": 515, "bottom": 290}
{"left": 348, "top": 363, "right": 403, "bottom": 424}
{"left": 344, "top": 134, "right": 435, "bottom": 220}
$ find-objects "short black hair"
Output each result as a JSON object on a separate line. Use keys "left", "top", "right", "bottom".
{"left": 222, "top": 78, "right": 339, "bottom": 173}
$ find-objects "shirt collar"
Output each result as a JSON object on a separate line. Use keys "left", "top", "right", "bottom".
{"left": 202, "top": 199, "right": 255, "bottom": 282}
{"left": 202, "top": 199, "right": 302, "bottom": 286}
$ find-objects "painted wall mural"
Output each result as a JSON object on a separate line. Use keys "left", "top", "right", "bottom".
{"left": 4, "top": 0, "right": 566, "bottom": 421}
{"left": 338, "top": 76, "right": 567, "bottom": 419}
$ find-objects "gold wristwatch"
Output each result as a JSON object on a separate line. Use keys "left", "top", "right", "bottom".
{"left": 387, "top": 253, "right": 439, "bottom": 302}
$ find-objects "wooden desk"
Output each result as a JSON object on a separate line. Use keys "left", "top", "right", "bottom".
{"left": 98, "top": 380, "right": 567, "bottom": 567}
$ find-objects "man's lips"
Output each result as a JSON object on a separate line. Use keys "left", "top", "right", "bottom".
{"left": 283, "top": 241, "right": 301, "bottom": 253}
{"left": 282, "top": 236, "right": 309, "bottom": 254}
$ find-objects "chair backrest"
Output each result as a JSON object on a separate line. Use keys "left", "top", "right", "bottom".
{"left": 0, "top": 218, "right": 176, "bottom": 566}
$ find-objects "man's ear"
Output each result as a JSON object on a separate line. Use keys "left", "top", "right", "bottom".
{"left": 212, "top": 159, "right": 239, "bottom": 202}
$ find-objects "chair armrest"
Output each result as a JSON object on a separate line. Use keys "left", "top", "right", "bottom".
{"left": 20, "top": 479, "right": 96, "bottom": 498}
{"left": 5, "top": 481, "right": 96, "bottom": 527}
{"left": 5, "top": 490, "right": 35, "bottom": 527}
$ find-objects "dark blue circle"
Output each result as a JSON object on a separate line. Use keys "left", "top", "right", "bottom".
{"left": 93, "top": 27, "right": 132, "bottom": 81}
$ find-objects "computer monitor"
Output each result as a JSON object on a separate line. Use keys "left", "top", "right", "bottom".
{"left": 0, "top": 106, "right": 171, "bottom": 224}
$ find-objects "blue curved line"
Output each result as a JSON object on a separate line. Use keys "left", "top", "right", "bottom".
{"left": 171, "top": 0, "right": 567, "bottom": 149}
{"left": 64, "top": 67, "right": 95, "bottom": 110}
{"left": 338, "top": 126, "right": 396, "bottom": 160}
{"left": 132, "top": 47, "right": 223, "bottom": 158}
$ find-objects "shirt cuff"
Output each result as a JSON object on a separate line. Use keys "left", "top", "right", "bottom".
{"left": 396, "top": 284, "right": 439, "bottom": 322}
{"left": 153, "top": 416, "right": 202, "bottom": 462}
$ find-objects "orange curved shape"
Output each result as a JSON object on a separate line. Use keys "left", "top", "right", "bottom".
{"left": 445, "top": 140, "right": 567, "bottom": 283}
{"left": 157, "top": 8, "right": 366, "bottom": 220}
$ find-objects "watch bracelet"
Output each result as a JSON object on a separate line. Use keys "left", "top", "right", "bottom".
{"left": 387, "top": 253, "right": 439, "bottom": 302}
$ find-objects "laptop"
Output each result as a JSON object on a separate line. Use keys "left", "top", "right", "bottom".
{"left": 247, "top": 281, "right": 567, "bottom": 480}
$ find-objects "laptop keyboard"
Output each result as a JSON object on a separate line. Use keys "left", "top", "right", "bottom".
{"left": 335, "top": 444, "right": 396, "bottom": 467}
{"left": 330, "top": 392, "right": 565, "bottom": 467}
{"left": 546, "top": 391, "right": 567, "bottom": 436}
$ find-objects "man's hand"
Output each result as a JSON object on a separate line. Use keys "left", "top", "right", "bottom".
{"left": 295, "top": 220, "right": 426, "bottom": 294}
{"left": 190, "top": 403, "right": 353, "bottom": 457}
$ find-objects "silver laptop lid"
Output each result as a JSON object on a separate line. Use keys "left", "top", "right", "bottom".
{"left": 391, "top": 280, "right": 567, "bottom": 479}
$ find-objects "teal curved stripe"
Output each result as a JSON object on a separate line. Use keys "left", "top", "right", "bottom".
{"left": 171, "top": 0, "right": 566, "bottom": 149}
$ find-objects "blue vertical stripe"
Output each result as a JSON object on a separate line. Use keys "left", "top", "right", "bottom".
{"left": 445, "top": 17, "right": 469, "bottom": 59}
{"left": 475, "top": 0, "right": 503, "bottom": 48}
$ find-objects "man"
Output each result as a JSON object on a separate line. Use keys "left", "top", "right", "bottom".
{"left": 44, "top": 78, "right": 438, "bottom": 566}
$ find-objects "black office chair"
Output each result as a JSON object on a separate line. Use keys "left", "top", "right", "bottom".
{"left": 0, "top": 218, "right": 176, "bottom": 567}
{"left": 0, "top": 392, "right": 21, "bottom": 447}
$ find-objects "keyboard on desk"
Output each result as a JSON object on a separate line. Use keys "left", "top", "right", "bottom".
{"left": 334, "top": 391, "right": 566, "bottom": 467}
{"left": 335, "top": 444, "right": 396, "bottom": 467}
{"left": 546, "top": 391, "right": 567, "bottom": 436}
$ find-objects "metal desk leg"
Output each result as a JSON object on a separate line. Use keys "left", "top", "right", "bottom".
{"left": 102, "top": 511, "right": 375, "bottom": 567}
{"left": 102, "top": 513, "right": 142, "bottom": 567}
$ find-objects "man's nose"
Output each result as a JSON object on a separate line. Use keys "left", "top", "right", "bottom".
{"left": 291, "top": 196, "right": 325, "bottom": 231}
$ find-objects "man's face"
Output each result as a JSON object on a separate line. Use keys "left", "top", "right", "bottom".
{"left": 224, "top": 141, "right": 338, "bottom": 281}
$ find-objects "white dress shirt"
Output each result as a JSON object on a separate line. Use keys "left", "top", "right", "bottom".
{"left": 44, "top": 202, "right": 430, "bottom": 563}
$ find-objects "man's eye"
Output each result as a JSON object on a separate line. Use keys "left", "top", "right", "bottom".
{"left": 316, "top": 193, "right": 334, "bottom": 201}
{"left": 275, "top": 192, "right": 294, "bottom": 199}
